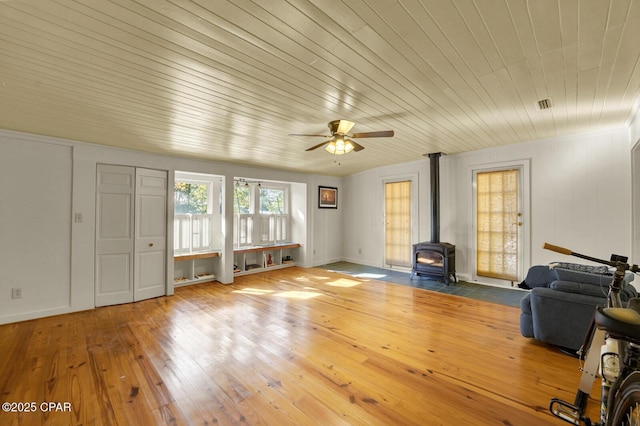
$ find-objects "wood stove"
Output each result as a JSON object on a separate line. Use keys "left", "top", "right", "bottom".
{"left": 411, "top": 152, "right": 457, "bottom": 284}
{"left": 412, "top": 241, "right": 456, "bottom": 284}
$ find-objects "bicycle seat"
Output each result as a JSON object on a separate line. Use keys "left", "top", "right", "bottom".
{"left": 595, "top": 307, "right": 640, "bottom": 343}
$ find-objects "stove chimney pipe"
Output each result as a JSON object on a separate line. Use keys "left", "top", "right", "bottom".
{"left": 427, "top": 152, "right": 442, "bottom": 243}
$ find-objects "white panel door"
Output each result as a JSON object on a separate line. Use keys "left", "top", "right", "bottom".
{"left": 95, "top": 165, "right": 135, "bottom": 307}
{"left": 134, "top": 168, "right": 167, "bottom": 301}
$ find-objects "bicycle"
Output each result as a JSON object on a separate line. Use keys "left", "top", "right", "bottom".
{"left": 543, "top": 243, "right": 640, "bottom": 425}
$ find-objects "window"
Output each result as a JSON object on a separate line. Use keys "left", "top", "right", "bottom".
{"left": 175, "top": 183, "right": 208, "bottom": 214}
{"left": 233, "top": 184, "right": 250, "bottom": 214}
{"left": 259, "top": 187, "right": 285, "bottom": 214}
{"left": 233, "top": 180, "right": 289, "bottom": 247}
{"left": 174, "top": 173, "right": 221, "bottom": 254}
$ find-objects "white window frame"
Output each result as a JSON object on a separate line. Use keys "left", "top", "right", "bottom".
{"left": 174, "top": 173, "right": 220, "bottom": 254}
{"left": 233, "top": 181, "right": 290, "bottom": 247}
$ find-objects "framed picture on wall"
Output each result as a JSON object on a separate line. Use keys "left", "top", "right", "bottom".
{"left": 318, "top": 186, "right": 338, "bottom": 209}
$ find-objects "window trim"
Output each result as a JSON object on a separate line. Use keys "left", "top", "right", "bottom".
{"left": 233, "top": 180, "right": 291, "bottom": 247}
{"left": 174, "top": 172, "right": 221, "bottom": 254}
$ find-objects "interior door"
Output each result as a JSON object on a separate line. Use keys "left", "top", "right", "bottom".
{"left": 96, "top": 165, "right": 167, "bottom": 307}
{"left": 134, "top": 168, "right": 167, "bottom": 301}
{"left": 96, "top": 165, "right": 135, "bottom": 307}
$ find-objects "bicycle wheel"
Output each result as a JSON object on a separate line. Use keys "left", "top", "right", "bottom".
{"left": 607, "top": 371, "right": 640, "bottom": 425}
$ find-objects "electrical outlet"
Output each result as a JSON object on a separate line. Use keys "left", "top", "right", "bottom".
{"left": 11, "top": 288, "right": 22, "bottom": 299}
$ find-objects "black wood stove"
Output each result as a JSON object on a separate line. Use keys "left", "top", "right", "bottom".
{"left": 411, "top": 153, "right": 457, "bottom": 284}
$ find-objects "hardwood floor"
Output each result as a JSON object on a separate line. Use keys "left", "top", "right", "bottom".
{"left": 0, "top": 267, "right": 597, "bottom": 425}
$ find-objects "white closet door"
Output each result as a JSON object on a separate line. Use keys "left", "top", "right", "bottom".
{"left": 95, "top": 165, "right": 167, "bottom": 307}
{"left": 95, "top": 165, "right": 135, "bottom": 307}
{"left": 134, "top": 168, "right": 167, "bottom": 301}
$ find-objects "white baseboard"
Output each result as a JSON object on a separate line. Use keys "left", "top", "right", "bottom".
{"left": 0, "top": 305, "right": 84, "bottom": 325}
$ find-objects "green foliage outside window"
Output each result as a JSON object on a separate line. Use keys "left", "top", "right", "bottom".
{"left": 174, "top": 182, "right": 208, "bottom": 214}
{"left": 234, "top": 185, "right": 250, "bottom": 214}
{"left": 259, "top": 188, "right": 285, "bottom": 214}
{"left": 233, "top": 185, "right": 285, "bottom": 214}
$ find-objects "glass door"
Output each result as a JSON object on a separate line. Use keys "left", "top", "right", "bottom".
{"left": 384, "top": 180, "right": 412, "bottom": 268}
{"left": 474, "top": 168, "right": 522, "bottom": 281}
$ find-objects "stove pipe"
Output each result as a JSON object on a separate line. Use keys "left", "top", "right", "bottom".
{"left": 427, "top": 152, "right": 441, "bottom": 243}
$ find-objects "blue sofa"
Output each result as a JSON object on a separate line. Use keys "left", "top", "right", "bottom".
{"left": 519, "top": 263, "right": 636, "bottom": 353}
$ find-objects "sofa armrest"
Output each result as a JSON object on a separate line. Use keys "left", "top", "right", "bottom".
{"left": 528, "top": 287, "right": 604, "bottom": 350}
{"left": 522, "top": 265, "right": 558, "bottom": 288}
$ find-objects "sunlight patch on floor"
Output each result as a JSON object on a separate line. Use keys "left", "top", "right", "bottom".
{"left": 353, "top": 273, "right": 387, "bottom": 279}
{"left": 326, "top": 278, "right": 363, "bottom": 288}
{"left": 234, "top": 286, "right": 323, "bottom": 299}
{"left": 275, "top": 290, "right": 323, "bottom": 299}
{"left": 300, "top": 275, "right": 331, "bottom": 282}
{"left": 233, "top": 288, "right": 275, "bottom": 295}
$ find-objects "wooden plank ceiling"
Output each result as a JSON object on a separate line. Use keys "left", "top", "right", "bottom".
{"left": 1, "top": 0, "right": 639, "bottom": 176}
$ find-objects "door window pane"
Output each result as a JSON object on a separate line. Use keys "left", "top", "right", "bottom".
{"left": 385, "top": 181, "right": 412, "bottom": 267}
{"left": 476, "top": 169, "right": 519, "bottom": 280}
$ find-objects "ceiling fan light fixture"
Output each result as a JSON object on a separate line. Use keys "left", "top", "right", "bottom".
{"left": 325, "top": 137, "right": 354, "bottom": 155}
{"left": 297, "top": 119, "right": 393, "bottom": 153}
{"left": 344, "top": 140, "right": 354, "bottom": 153}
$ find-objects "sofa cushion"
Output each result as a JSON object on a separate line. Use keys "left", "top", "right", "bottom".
{"left": 550, "top": 280, "right": 608, "bottom": 299}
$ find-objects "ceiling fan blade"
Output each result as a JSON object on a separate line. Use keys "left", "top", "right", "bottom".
{"left": 335, "top": 119, "right": 355, "bottom": 135}
{"left": 289, "top": 133, "right": 331, "bottom": 137}
{"left": 305, "top": 140, "right": 331, "bottom": 151}
{"left": 349, "top": 140, "right": 365, "bottom": 152}
{"left": 351, "top": 130, "right": 394, "bottom": 138}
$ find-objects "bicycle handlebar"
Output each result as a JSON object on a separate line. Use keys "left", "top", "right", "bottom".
{"left": 542, "top": 242, "right": 640, "bottom": 273}
{"left": 542, "top": 243, "right": 573, "bottom": 256}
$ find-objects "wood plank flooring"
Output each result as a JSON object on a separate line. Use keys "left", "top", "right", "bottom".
{"left": 0, "top": 267, "right": 597, "bottom": 425}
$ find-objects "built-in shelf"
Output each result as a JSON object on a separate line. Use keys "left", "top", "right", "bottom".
{"left": 233, "top": 243, "right": 300, "bottom": 276}
{"left": 174, "top": 252, "right": 221, "bottom": 261}
{"left": 174, "top": 250, "right": 222, "bottom": 286}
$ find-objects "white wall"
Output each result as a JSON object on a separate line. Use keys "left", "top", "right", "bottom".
{"left": 308, "top": 175, "right": 343, "bottom": 266}
{"left": 0, "top": 135, "right": 72, "bottom": 322}
{"left": 0, "top": 129, "right": 339, "bottom": 324}
{"left": 443, "top": 128, "right": 632, "bottom": 282}
{"left": 343, "top": 128, "right": 633, "bottom": 284}
{"left": 2, "top": 122, "right": 636, "bottom": 323}
{"left": 342, "top": 159, "right": 430, "bottom": 268}
{"left": 630, "top": 101, "right": 640, "bottom": 262}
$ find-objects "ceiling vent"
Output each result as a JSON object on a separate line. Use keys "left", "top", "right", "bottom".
{"left": 537, "top": 98, "right": 553, "bottom": 110}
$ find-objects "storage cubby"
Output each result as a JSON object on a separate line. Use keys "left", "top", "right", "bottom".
{"left": 174, "top": 251, "right": 222, "bottom": 286}
{"left": 233, "top": 243, "right": 300, "bottom": 276}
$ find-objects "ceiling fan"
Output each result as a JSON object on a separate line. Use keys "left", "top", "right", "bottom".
{"left": 290, "top": 119, "right": 394, "bottom": 155}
